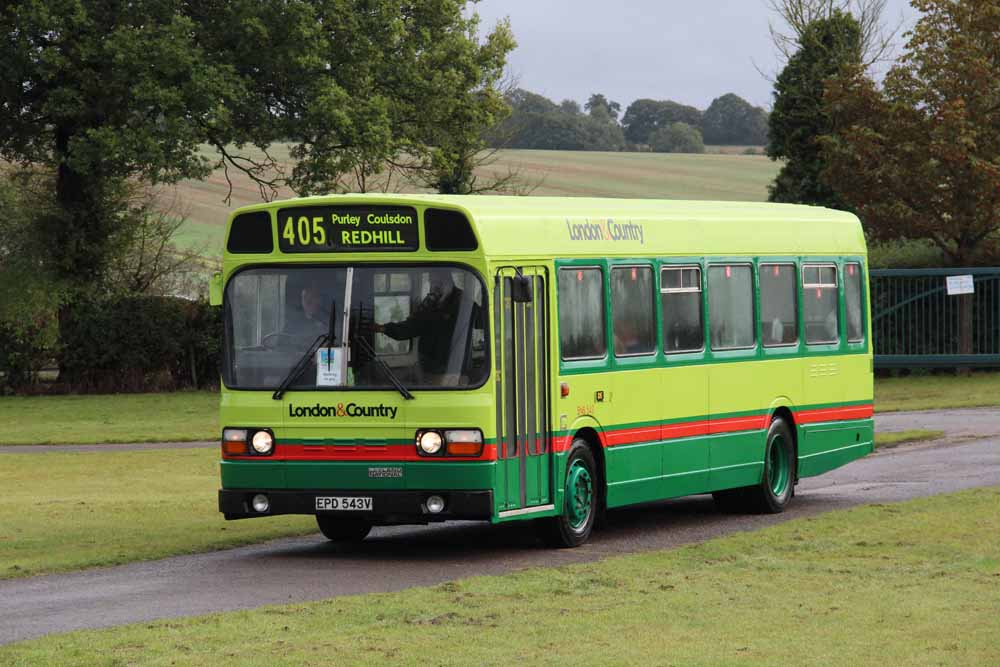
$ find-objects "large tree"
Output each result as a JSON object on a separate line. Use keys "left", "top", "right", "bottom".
{"left": 702, "top": 93, "right": 769, "bottom": 145}
{"left": 767, "top": 11, "right": 861, "bottom": 206}
{"left": 0, "top": 1, "right": 513, "bottom": 287}
{"left": 621, "top": 99, "right": 702, "bottom": 146}
{"left": 822, "top": 0, "right": 1000, "bottom": 265}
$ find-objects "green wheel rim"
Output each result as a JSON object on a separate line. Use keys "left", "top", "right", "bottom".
{"left": 565, "top": 459, "right": 593, "bottom": 531}
{"left": 768, "top": 434, "right": 790, "bottom": 497}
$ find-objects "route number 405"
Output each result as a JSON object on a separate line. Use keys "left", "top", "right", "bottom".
{"left": 283, "top": 216, "right": 327, "bottom": 247}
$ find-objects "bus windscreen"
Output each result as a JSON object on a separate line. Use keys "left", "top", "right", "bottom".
{"left": 224, "top": 265, "right": 488, "bottom": 391}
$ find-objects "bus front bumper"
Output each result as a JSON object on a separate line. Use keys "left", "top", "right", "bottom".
{"left": 219, "top": 488, "right": 493, "bottom": 523}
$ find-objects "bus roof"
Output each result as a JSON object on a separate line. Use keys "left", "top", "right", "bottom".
{"left": 230, "top": 193, "right": 867, "bottom": 259}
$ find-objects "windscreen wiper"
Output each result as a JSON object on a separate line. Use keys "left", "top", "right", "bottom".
{"left": 351, "top": 332, "right": 414, "bottom": 400}
{"left": 272, "top": 299, "right": 337, "bottom": 401}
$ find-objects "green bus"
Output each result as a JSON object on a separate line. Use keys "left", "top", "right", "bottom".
{"left": 212, "top": 194, "right": 872, "bottom": 547}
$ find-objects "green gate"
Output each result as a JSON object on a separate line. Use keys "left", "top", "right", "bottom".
{"left": 871, "top": 268, "right": 1000, "bottom": 368}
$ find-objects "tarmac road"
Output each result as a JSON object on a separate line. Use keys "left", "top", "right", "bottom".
{"left": 1, "top": 409, "right": 998, "bottom": 645}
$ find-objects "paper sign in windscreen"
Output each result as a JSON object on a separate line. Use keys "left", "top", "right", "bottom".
{"left": 316, "top": 347, "right": 346, "bottom": 386}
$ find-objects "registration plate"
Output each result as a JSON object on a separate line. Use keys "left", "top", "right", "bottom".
{"left": 315, "top": 496, "right": 373, "bottom": 511}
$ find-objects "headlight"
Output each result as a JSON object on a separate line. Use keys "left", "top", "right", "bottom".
{"left": 417, "top": 430, "right": 444, "bottom": 455}
{"left": 251, "top": 430, "right": 274, "bottom": 455}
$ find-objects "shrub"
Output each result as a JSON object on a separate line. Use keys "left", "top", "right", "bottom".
{"left": 58, "top": 295, "right": 221, "bottom": 393}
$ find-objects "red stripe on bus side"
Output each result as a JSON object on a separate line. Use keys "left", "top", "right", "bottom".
{"left": 559, "top": 404, "right": 872, "bottom": 452}
{"left": 708, "top": 414, "right": 769, "bottom": 435}
{"left": 793, "top": 404, "right": 873, "bottom": 424}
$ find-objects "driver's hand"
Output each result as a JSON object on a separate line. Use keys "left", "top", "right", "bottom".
{"left": 374, "top": 323, "right": 385, "bottom": 333}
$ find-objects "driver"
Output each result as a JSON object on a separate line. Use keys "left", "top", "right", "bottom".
{"left": 289, "top": 280, "right": 329, "bottom": 336}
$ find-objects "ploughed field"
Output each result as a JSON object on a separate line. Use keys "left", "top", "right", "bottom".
{"left": 169, "top": 147, "right": 780, "bottom": 253}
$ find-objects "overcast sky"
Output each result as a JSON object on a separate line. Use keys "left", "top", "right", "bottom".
{"left": 472, "top": 0, "right": 919, "bottom": 111}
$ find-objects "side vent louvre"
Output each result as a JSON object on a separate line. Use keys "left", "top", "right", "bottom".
{"left": 227, "top": 212, "right": 274, "bottom": 254}
{"left": 424, "top": 209, "right": 478, "bottom": 251}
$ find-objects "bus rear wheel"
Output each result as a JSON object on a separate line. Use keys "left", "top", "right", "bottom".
{"left": 316, "top": 516, "right": 372, "bottom": 542}
{"left": 539, "top": 439, "right": 597, "bottom": 548}
{"left": 747, "top": 417, "right": 795, "bottom": 513}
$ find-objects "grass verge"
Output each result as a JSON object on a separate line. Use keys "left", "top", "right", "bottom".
{"left": 0, "top": 448, "right": 314, "bottom": 579}
{"left": 0, "top": 392, "right": 218, "bottom": 445}
{"left": 2, "top": 487, "right": 998, "bottom": 665}
{"left": 874, "top": 371, "right": 1000, "bottom": 413}
{"left": 874, "top": 429, "right": 945, "bottom": 448}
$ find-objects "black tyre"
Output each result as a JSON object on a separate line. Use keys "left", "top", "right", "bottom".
{"left": 746, "top": 417, "right": 796, "bottom": 513}
{"left": 316, "top": 515, "right": 372, "bottom": 542}
{"left": 539, "top": 439, "right": 598, "bottom": 548}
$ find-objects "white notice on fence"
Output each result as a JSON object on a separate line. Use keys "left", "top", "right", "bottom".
{"left": 946, "top": 275, "right": 975, "bottom": 296}
{"left": 316, "top": 347, "right": 347, "bottom": 386}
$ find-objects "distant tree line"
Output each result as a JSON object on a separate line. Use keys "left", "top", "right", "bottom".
{"left": 489, "top": 90, "right": 769, "bottom": 153}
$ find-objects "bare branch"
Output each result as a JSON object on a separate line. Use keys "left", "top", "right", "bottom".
{"left": 765, "top": 0, "right": 904, "bottom": 71}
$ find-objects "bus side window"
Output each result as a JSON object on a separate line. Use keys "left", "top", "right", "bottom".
{"left": 611, "top": 266, "right": 655, "bottom": 356}
{"left": 802, "top": 264, "right": 839, "bottom": 344}
{"left": 760, "top": 263, "right": 798, "bottom": 346}
{"left": 708, "top": 264, "right": 755, "bottom": 350}
{"left": 660, "top": 266, "right": 704, "bottom": 353}
{"left": 845, "top": 262, "right": 864, "bottom": 343}
{"left": 558, "top": 267, "right": 607, "bottom": 360}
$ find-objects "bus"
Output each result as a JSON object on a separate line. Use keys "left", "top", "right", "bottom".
{"left": 212, "top": 194, "right": 873, "bottom": 547}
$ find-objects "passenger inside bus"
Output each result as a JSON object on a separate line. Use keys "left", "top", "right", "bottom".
{"left": 374, "top": 268, "right": 469, "bottom": 384}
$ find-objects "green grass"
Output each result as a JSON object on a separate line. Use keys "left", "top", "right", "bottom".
{"left": 874, "top": 429, "right": 945, "bottom": 448}
{"left": 3, "top": 487, "right": 998, "bottom": 665}
{"left": 874, "top": 372, "right": 1000, "bottom": 413}
{"left": 0, "top": 448, "right": 314, "bottom": 579}
{"left": 0, "top": 392, "right": 218, "bottom": 445}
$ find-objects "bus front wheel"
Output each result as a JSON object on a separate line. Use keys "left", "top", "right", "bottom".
{"left": 316, "top": 516, "right": 372, "bottom": 542}
{"left": 539, "top": 439, "right": 597, "bottom": 548}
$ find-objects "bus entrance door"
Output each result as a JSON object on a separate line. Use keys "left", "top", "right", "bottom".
{"left": 494, "top": 267, "right": 553, "bottom": 514}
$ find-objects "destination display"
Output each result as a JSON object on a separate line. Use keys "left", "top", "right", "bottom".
{"left": 277, "top": 205, "right": 419, "bottom": 253}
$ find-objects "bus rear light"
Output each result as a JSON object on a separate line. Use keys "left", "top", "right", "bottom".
{"left": 444, "top": 429, "right": 483, "bottom": 457}
{"left": 446, "top": 441, "right": 483, "bottom": 457}
{"left": 222, "top": 440, "right": 246, "bottom": 456}
{"left": 222, "top": 428, "right": 248, "bottom": 457}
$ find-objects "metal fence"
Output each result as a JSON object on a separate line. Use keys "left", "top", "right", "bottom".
{"left": 871, "top": 268, "right": 1000, "bottom": 368}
